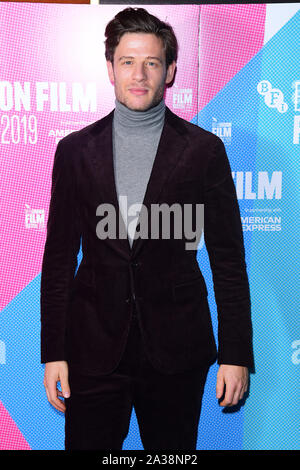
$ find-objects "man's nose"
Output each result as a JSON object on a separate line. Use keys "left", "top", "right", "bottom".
{"left": 132, "top": 63, "right": 147, "bottom": 81}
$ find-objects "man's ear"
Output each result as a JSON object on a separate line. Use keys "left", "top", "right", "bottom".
{"left": 165, "top": 61, "right": 176, "bottom": 85}
{"left": 106, "top": 60, "right": 114, "bottom": 85}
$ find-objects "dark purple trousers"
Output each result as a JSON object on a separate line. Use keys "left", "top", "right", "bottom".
{"left": 65, "top": 308, "right": 209, "bottom": 450}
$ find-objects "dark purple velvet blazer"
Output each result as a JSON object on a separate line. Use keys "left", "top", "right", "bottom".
{"left": 40, "top": 106, "right": 254, "bottom": 375}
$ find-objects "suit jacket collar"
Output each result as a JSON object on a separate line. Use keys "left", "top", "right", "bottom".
{"left": 88, "top": 105, "right": 188, "bottom": 258}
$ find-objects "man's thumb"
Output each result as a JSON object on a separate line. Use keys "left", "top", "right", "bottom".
{"left": 216, "top": 374, "right": 224, "bottom": 399}
{"left": 60, "top": 370, "right": 71, "bottom": 398}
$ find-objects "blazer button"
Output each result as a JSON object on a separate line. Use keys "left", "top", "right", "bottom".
{"left": 131, "top": 261, "right": 140, "bottom": 268}
{"left": 125, "top": 298, "right": 131, "bottom": 304}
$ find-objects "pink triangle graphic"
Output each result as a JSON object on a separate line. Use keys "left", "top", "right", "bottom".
{"left": 0, "top": 400, "right": 31, "bottom": 450}
{"left": 198, "top": 4, "right": 266, "bottom": 110}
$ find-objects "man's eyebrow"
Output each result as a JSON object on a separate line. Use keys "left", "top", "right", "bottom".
{"left": 118, "top": 56, "right": 134, "bottom": 62}
{"left": 146, "top": 56, "right": 163, "bottom": 64}
{"left": 118, "top": 55, "right": 163, "bottom": 64}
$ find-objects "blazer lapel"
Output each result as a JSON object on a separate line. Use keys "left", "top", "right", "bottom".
{"left": 89, "top": 106, "right": 188, "bottom": 258}
{"left": 88, "top": 110, "right": 132, "bottom": 258}
{"left": 131, "top": 107, "right": 188, "bottom": 256}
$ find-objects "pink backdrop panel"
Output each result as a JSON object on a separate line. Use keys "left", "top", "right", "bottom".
{"left": 198, "top": 3, "right": 266, "bottom": 110}
{"left": 0, "top": 3, "right": 199, "bottom": 312}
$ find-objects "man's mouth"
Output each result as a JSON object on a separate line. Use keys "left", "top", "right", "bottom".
{"left": 129, "top": 88, "right": 148, "bottom": 96}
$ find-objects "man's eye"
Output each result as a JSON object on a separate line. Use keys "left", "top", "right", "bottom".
{"left": 123, "top": 60, "right": 132, "bottom": 65}
{"left": 147, "top": 62, "right": 157, "bottom": 67}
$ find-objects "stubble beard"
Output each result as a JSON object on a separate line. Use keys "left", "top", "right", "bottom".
{"left": 116, "top": 74, "right": 167, "bottom": 112}
{"left": 121, "top": 85, "right": 165, "bottom": 112}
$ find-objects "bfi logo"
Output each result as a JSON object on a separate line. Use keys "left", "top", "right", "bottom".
{"left": 25, "top": 204, "right": 45, "bottom": 230}
{"left": 212, "top": 118, "right": 232, "bottom": 144}
{"left": 257, "top": 80, "right": 288, "bottom": 113}
{"left": 173, "top": 89, "right": 192, "bottom": 109}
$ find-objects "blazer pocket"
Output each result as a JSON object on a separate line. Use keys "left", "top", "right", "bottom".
{"left": 72, "top": 276, "right": 96, "bottom": 300}
{"left": 172, "top": 276, "right": 208, "bottom": 304}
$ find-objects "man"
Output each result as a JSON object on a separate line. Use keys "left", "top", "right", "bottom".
{"left": 41, "top": 7, "right": 254, "bottom": 450}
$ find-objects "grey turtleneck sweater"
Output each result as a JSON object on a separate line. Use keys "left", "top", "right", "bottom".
{"left": 112, "top": 98, "right": 166, "bottom": 247}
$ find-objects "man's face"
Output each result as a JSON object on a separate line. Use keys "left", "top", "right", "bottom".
{"left": 106, "top": 32, "right": 176, "bottom": 111}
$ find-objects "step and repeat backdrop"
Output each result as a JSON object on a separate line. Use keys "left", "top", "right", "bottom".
{"left": 0, "top": 3, "right": 299, "bottom": 450}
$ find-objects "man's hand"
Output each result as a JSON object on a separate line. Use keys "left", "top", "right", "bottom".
{"left": 43, "top": 361, "right": 70, "bottom": 413}
{"left": 216, "top": 364, "right": 248, "bottom": 407}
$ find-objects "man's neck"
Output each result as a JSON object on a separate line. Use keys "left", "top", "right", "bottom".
{"left": 113, "top": 99, "right": 166, "bottom": 130}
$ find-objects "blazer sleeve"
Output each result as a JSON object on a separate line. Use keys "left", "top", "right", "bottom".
{"left": 204, "top": 135, "right": 254, "bottom": 369}
{"left": 40, "top": 139, "right": 81, "bottom": 364}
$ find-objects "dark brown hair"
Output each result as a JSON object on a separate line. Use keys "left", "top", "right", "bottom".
{"left": 104, "top": 7, "right": 178, "bottom": 68}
